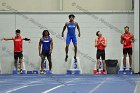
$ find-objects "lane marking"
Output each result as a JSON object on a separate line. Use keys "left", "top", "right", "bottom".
{"left": 4, "top": 80, "right": 42, "bottom": 93}
{"left": 88, "top": 79, "right": 106, "bottom": 93}
{"left": 134, "top": 81, "right": 140, "bottom": 93}
{"left": 42, "top": 78, "right": 79, "bottom": 93}
{"left": 5, "top": 86, "right": 28, "bottom": 93}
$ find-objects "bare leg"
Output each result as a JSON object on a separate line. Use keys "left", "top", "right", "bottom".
{"left": 74, "top": 44, "right": 77, "bottom": 61}
{"left": 19, "top": 59, "right": 23, "bottom": 71}
{"left": 96, "top": 59, "right": 100, "bottom": 72}
{"left": 65, "top": 44, "right": 69, "bottom": 62}
{"left": 14, "top": 59, "right": 18, "bottom": 70}
{"left": 102, "top": 60, "right": 106, "bottom": 71}
{"left": 123, "top": 54, "right": 127, "bottom": 71}
{"left": 41, "top": 56, "right": 45, "bottom": 72}
{"left": 47, "top": 55, "right": 52, "bottom": 71}
{"left": 128, "top": 54, "right": 132, "bottom": 70}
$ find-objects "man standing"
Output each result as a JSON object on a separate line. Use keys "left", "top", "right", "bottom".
{"left": 121, "top": 26, "right": 134, "bottom": 71}
{"left": 95, "top": 31, "right": 107, "bottom": 74}
{"left": 62, "top": 14, "right": 80, "bottom": 62}
{"left": 38, "top": 30, "right": 53, "bottom": 74}
{"left": 1, "top": 29, "right": 30, "bottom": 73}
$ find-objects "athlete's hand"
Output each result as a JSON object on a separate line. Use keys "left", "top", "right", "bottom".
{"left": 123, "top": 41, "right": 126, "bottom": 45}
{"left": 28, "top": 40, "right": 31, "bottom": 43}
{"left": 0, "top": 38, "right": 4, "bottom": 41}
{"left": 49, "top": 49, "right": 52, "bottom": 54}
{"left": 78, "top": 33, "right": 80, "bottom": 37}
{"left": 62, "top": 33, "right": 64, "bottom": 37}
{"left": 39, "top": 53, "right": 42, "bottom": 57}
{"left": 1, "top": 38, "right": 6, "bottom": 41}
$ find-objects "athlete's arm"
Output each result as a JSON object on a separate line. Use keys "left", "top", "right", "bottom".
{"left": 38, "top": 39, "right": 42, "bottom": 57}
{"left": 120, "top": 35, "right": 124, "bottom": 44}
{"left": 101, "top": 38, "right": 107, "bottom": 47}
{"left": 23, "top": 38, "right": 30, "bottom": 41}
{"left": 76, "top": 22, "right": 80, "bottom": 37}
{"left": 95, "top": 38, "right": 100, "bottom": 47}
{"left": 50, "top": 38, "right": 53, "bottom": 54}
{"left": 62, "top": 22, "right": 68, "bottom": 37}
{"left": 1, "top": 37, "right": 14, "bottom": 41}
{"left": 131, "top": 34, "right": 135, "bottom": 43}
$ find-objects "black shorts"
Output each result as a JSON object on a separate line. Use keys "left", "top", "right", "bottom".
{"left": 96, "top": 50, "right": 105, "bottom": 60}
{"left": 42, "top": 51, "right": 51, "bottom": 58}
{"left": 123, "top": 48, "right": 132, "bottom": 55}
{"left": 14, "top": 52, "right": 23, "bottom": 59}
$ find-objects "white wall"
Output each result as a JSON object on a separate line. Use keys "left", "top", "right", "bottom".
{"left": 63, "top": 0, "right": 132, "bottom": 11}
{"left": 0, "top": 0, "right": 133, "bottom": 12}
{"left": 134, "top": 0, "right": 139, "bottom": 73}
{"left": 0, "top": 12, "right": 134, "bottom": 74}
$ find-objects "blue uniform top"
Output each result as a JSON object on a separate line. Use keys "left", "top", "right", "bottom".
{"left": 67, "top": 21, "right": 77, "bottom": 36}
{"left": 41, "top": 36, "right": 51, "bottom": 53}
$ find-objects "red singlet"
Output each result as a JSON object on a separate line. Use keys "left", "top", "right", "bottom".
{"left": 13, "top": 36, "right": 23, "bottom": 52}
{"left": 122, "top": 32, "right": 133, "bottom": 48}
{"left": 97, "top": 37, "right": 106, "bottom": 50}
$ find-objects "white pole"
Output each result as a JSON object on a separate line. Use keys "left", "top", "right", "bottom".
{"left": 60, "top": 0, "right": 63, "bottom": 11}
{"left": 0, "top": 62, "right": 1, "bottom": 74}
{"left": 134, "top": 0, "right": 139, "bottom": 73}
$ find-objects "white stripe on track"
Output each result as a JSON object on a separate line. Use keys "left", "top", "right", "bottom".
{"left": 88, "top": 79, "right": 106, "bottom": 93}
{"left": 4, "top": 80, "right": 42, "bottom": 93}
{"left": 42, "top": 78, "right": 79, "bottom": 93}
{"left": 134, "top": 81, "right": 140, "bottom": 93}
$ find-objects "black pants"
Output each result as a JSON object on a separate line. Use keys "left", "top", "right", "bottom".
{"left": 41, "top": 51, "right": 52, "bottom": 70}
{"left": 96, "top": 50, "right": 105, "bottom": 60}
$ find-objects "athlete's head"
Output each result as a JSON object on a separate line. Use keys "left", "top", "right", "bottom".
{"left": 124, "top": 26, "right": 129, "bottom": 33}
{"left": 96, "top": 31, "right": 102, "bottom": 37}
{"left": 69, "top": 14, "right": 75, "bottom": 21}
{"left": 42, "top": 30, "right": 50, "bottom": 37}
{"left": 15, "top": 29, "right": 21, "bottom": 37}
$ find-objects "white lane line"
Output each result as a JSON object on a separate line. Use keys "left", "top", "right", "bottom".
{"left": 4, "top": 80, "right": 42, "bottom": 93}
{"left": 88, "top": 79, "right": 106, "bottom": 93}
{"left": 5, "top": 86, "right": 28, "bottom": 93}
{"left": 42, "top": 78, "right": 79, "bottom": 93}
{"left": 0, "top": 81, "right": 5, "bottom": 83}
{"left": 134, "top": 81, "right": 140, "bottom": 93}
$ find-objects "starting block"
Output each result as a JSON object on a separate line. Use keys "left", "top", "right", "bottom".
{"left": 93, "top": 70, "right": 107, "bottom": 75}
{"left": 33, "top": 70, "right": 39, "bottom": 74}
{"left": 12, "top": 59, "right": 26, "bottom": 74}
{"left": 118, "top": 57, "right": 133, "bottom": 75}
{"left": 21, "top": 70, "right": 26, "bottom": 74}
{"left": 66, "top": 57, "right": 82, "bottom": 75}
{"left": 39, "top": 70, "right": 52, "bottom": 74}
{"left": 93, "top": 59, "right": 107, "bottom": 75}
{"left": 67, "top": 69, "right": 81, "bottom": 75}
{"left": 27, "top": 71, "right": 33, "bottom": 74}
{"left": 118, "top": 69, "right": 132, "bottom": 75}
{"left": 12, "top": 70, "right": 18, "bottom": 74}
{"left": 12, "top": 70, "right": 26, "bottom": 74}
{"left": 44, "top": 70, "right": 52, "bottom": 74}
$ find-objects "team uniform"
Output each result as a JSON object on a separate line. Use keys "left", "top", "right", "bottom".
{"left": 66, "top": 21, "right": 77, "bottom": 44}
{"left": 13, "top": 36, "right": 23, "bottom": 59}
{"left": 41, "top": 36, "right": 51, "bottom": 57}
{"left": 96, "top": 37, "right": 106, "bottom": 60}
{"left": 122, "top": 32, "right": 133, "bottom": 55}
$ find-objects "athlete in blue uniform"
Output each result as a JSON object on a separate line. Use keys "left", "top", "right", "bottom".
{"left": 38, "top": 30, "right": 53, "bottom": 73}
{"left": 62, "top": 14, "right": 80, "bottom": 62}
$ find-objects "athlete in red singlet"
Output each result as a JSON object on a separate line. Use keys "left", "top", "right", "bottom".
{"left": 1, "top": 29, "right": 30, "bottom": 73}
{"left": 121, "top": 26, "right": 134, "bottom": 71}
{"left": 95, "top": 31, "right": 107, "bottom": 74}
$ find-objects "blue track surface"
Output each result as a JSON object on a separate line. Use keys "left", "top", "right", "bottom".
{"left": 0, "top": 74, "right": 139, "bottom": 93}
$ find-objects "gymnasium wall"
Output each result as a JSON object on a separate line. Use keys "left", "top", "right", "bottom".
{"left": 0, "top": 0, "right": 133, "bottom": 12}
{"left": 0, "top": 12, "right": 134, "bottom": 74}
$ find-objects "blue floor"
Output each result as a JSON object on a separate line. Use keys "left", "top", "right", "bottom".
{"left": 0, "top": 74, "right": 139, "bottom": 93}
